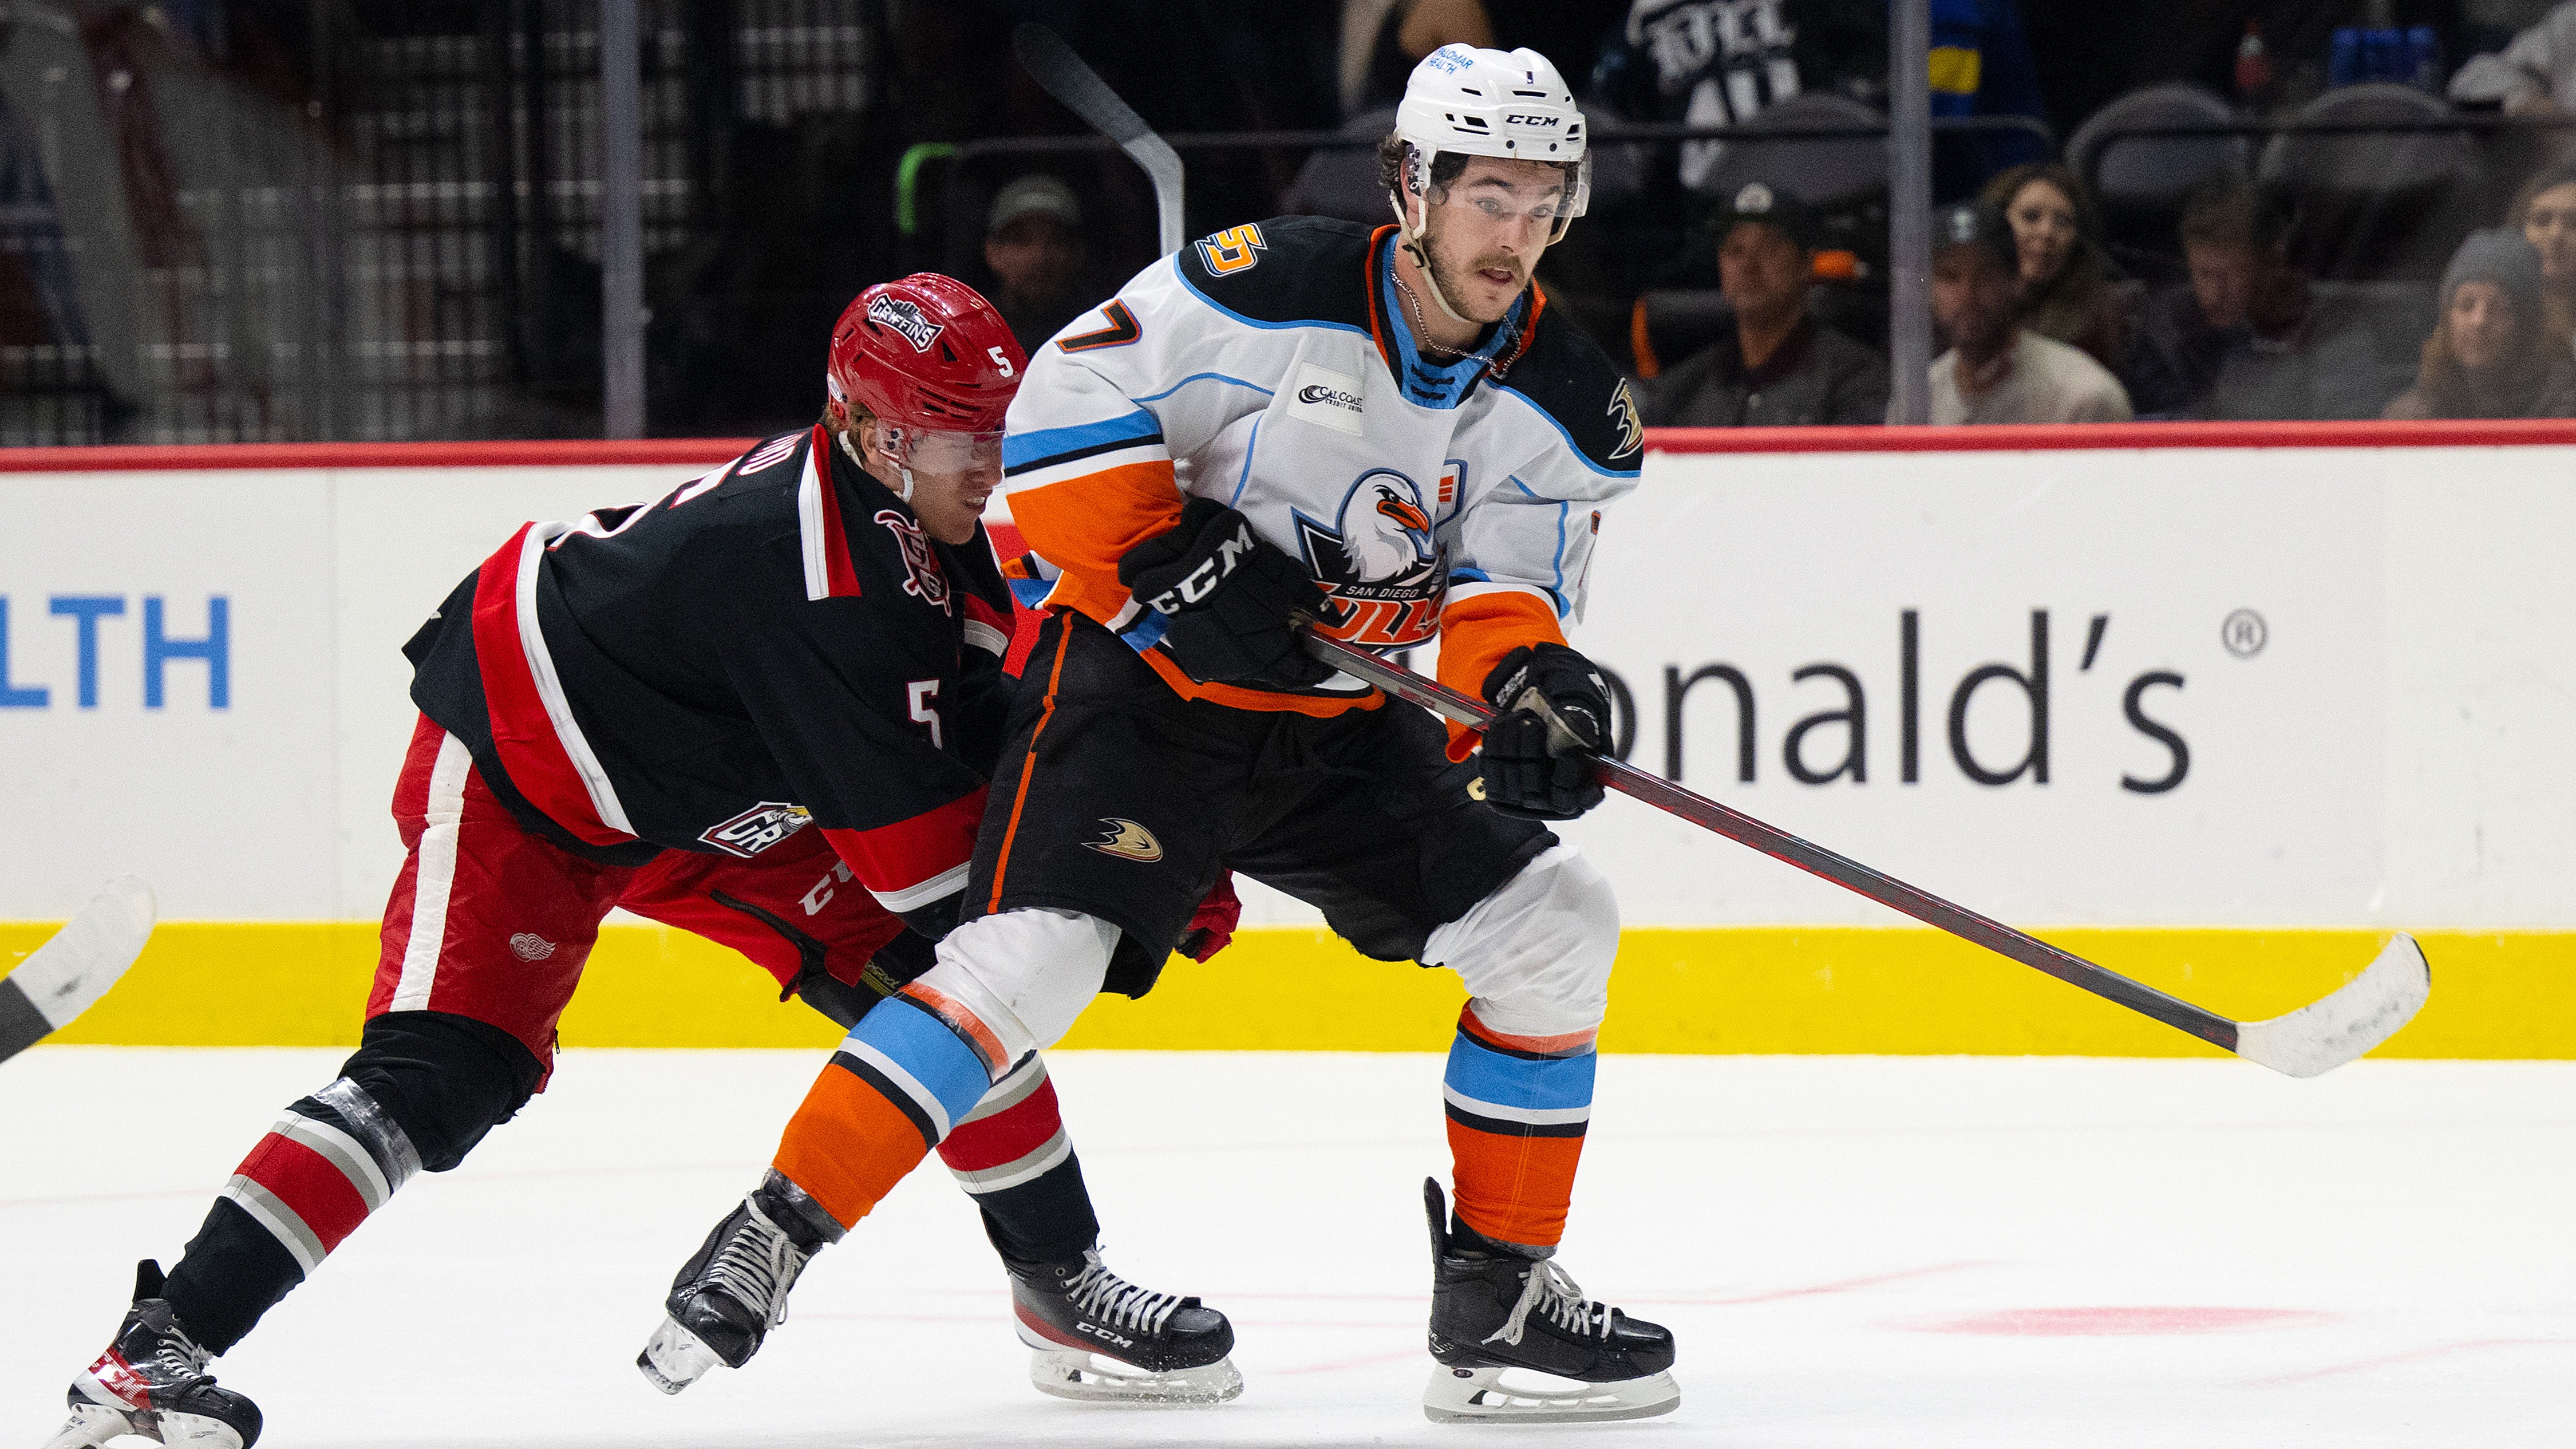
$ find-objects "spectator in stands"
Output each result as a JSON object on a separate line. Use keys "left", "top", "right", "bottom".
{"left": 2119, "top": 179, "right": 2387, "bottom": 420}
{"left": 1980, "top": 161, "right": 2131, "bottom": 371}
{"left": 2451, "top": 3, "right": 2576, "bottom": 116}
{"left": 2510, "top": 163, "right": 2576, "bottom": 359}
{"left": 1606, "top": 0, "right": 2044, "bottom": 196}
{"left": 1921, "top": 201, "right": 2132, "bottom": 424}
{"left": 1339, "top": 0, "right": 1496, "bottom": 117}
{"left": 1640, "top": 183, "right": 1888, "bottom": 427}
{"left": 2383, "top": 230, "right": 2576, "bottom": 418}
{"left": 1288, "top": 2, "right": 1503, "bottom": 225}
{"left": 983, "top": 175, "right": 1090, "bottom": 354}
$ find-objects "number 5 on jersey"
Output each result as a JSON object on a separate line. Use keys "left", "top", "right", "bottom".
{"left": 907, "top": 680, "right": 942, "bottom": 748}
{"left": 1196, "top": 223, "right": 1266, "bottom": 274}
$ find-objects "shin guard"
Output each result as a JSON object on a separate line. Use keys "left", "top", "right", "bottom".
{"left": 772, "top": 986, "right": 1007, "bottom": 1231}
{"left": 936, "top": 1055, "right": 1100, "bottom": 1265}
{"left": 1440, "top": 1004, "right": 1595, "bottom": 1253}
{"left": 163, "top": 1079, "right": 423, "bottom": 1353}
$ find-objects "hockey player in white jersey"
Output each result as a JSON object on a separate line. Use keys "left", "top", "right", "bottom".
{"left": 650, "top": 44, "right": 1676, "bottom": 1423}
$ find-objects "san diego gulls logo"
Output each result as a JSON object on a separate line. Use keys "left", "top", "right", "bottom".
{"left": 866, "top": 293, "right": 943, "bottom": 353}
{"left": 1085, "top": 818, "right": 1163, "bottom": 863}
{"left": 874, "top": 509, "right": 953, "bottom": 614}
{"left": 1294, "top": 469, "right": 1446, "bottom": 649}
{"left": 1607, "top": 380, "right": 1644, "bottom": 460}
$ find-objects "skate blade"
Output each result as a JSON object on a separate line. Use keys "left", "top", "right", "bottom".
{"left": 637, "top": 1316, "right": 723, "bottom": 1395}
{"left": 40, "top": 1403, "right": 146, "bottom": 1449}
{"left": 1028, "top": 1347, "right": 1244, "bottom": 1406}
{"left": 1421, "top": 1364, "right": 1681, "bottom": 1424}
{"left": 157, "top": 1412, "right": 251, "bottom": 1448}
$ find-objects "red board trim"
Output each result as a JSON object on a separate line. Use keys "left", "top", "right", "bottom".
{"left": 10, "top": 420, "right": 2576, "bottom": 476}
{"left": 1646, "top": 420, "right": 2576, "bottom": 453}
{"left": 0, "top": 439, "right": 757, "bottom": 472}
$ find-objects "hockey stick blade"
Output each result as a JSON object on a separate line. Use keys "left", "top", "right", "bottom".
{"left": 2233, "top": 933, "right": 2431, "bottom": 1079}
{"left": 0, "top": 876, "right": 157, "bottom": 1065}
{"left": 1010, "top": 23, "right": 1186, "bottom": 256}
{"left": 1300, "top": 630, "right": 2432, "bottom": 1077}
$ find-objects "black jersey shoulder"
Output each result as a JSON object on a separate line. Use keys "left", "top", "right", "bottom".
{"left": 1492, "top": 290, "right": 1647, "bottom": 477}
{"left": 1171, "top": 215, "right": 1377, "bottom": 333}
{"left": 698, "top": 426, "right": 812, "bottom": 523}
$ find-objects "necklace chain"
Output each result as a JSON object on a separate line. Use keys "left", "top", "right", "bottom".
{"left": 1392, "top": 271, "right": 1474, "bottom": 359}
{"left": 1390, "top": 268, "right": 1534, "bottom": 382}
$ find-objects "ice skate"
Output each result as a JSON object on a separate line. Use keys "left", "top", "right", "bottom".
{"left": 44, "top": 1261, "right": 263, "bottom": 1449}
{"left": 1009, "top": 1245, "right": 1242, "bottom": 1405}
{"left": 1418, "top": 1179, "right": 1678, "bottom": 1424}
{"left": 638, "top": 1171, "right": 841, "bottom": 1393}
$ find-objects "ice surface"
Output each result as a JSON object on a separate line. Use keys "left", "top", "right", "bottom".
{"left": 6, "top": 1048, "right": 2570, "bottom": 1447}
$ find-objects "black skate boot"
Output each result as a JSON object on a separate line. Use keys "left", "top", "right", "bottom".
{"left": 1008, "top": 1245, "right": 1242, "bottom": 1404}
{"left": 45, "top": 1261, "right": 264, "bottom": 1448}
{"left": 1419, "top": 1179, "right": 1679, "bottom": 1424}
{"left": 637, "top": 1170, "right": 842, "bottom": 1393}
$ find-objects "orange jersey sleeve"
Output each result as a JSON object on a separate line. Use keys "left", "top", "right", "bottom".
{"left": 1436, "top": 589, "right": 1568, "bottom": 760}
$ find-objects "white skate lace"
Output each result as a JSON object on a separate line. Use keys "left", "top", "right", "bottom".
{"left": 1483, "top": 1260, "right": 1614, "bottom": 1348}
{"left": 706, "top": 1201, "right": 809, "bottom": 1330}
{"left": 148, "top": 1322, "right": 212, "bottom": 1383}
{"left": 1062, "top": 1250, "right": 1184, "bottom": 1335}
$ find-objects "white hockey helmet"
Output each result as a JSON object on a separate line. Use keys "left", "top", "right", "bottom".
{"left": 1391, "top": 44, "right": 1591, "bottom": 247}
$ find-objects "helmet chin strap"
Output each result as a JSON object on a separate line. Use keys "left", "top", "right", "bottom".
{"left": 846, "top": 424, "right": 915, "bottom": 502}
{"left": 1395, "top": 167, "right": 1476, "bottom": 327}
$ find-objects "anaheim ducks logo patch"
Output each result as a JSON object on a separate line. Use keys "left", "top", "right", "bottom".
{"left": 1606, "top": 380, "right": 1645, "bottom": 460}
{"left": 1085, "top": 818, "right": 1163, "bottom": 863}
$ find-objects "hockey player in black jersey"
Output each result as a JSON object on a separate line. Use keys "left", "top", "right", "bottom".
{"left": 38, "top": 277, "right": 1238, "bottom": 1449}
{"left": 650, "top": 45, "right": 1677, "bottom": 1426}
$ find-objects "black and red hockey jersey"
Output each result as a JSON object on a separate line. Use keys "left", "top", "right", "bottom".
{"left": 404, "top": 425, "right": 1018, "bottom": 922}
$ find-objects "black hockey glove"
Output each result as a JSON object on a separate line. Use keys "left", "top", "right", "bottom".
{"left": 1117, "top": 496, "right": 1334, "bottom": 688}
{"left": 1477, "top": 643, "right": 1611, "bottom": 820}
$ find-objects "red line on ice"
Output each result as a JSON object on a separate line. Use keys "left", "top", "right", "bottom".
{"left": 2240, "top": 1337, "right": 2576, "bottom": 1386}
{"left": 1909, "top": 1305, "right": 2332, "bottom": 1337}
{"left": 1630, "top": 1260, "right": 1996, "bottom": 1307}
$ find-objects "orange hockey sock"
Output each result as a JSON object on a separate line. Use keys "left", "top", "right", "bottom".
{"left": 1440, "top": 1005, "right": 1597, "bottom": 1250}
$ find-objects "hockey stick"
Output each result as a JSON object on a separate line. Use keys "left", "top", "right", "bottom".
{"left": 0, "top": 876, "right": 157, "bottom": 1065}
{"left": 1301, "top": 631, "right": 2430, "bottom": 1078}
{"left": 1022, "top": 30, "right": 2428, "bottom": 1078}
{"left": 1010, "top": 23, "right": 1187, "bottom": 257}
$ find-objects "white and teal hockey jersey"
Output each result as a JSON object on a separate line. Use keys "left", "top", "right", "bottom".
{"left": 999, "top": 216, "right": 1642, "bottom": 746}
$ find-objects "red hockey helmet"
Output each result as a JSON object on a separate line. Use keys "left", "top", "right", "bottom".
{"left": 825, "top": 273, "right": 1025, "bottom": 438}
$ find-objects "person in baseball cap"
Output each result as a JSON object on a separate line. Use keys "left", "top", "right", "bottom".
{"left": 1643, "top": 179, "right": 1887, "bottom": 427}
{"left": 1708, "top": 179, "right": 1822, "bottom": 252}
{"left": 1921, "top": 199, "right": 2131, "bottom": 424}
{"left": 985, "top": 174, "right": 1091, "bottom": 353}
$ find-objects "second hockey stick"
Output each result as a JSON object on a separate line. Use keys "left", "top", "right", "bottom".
{"left": 0, "top": 876, "right": 157, "bottom": 1065}
{"left": 1301, "top": 630, "right": 2430, "bottom": 1079}
{"left": 1011, "top": 23, "right": 1187, "bottom": 257}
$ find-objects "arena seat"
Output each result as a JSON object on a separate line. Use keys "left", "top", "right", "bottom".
{"left": 1279, "top": 106, "right": 1399, "bottom": 227}
{"left": 2068, "top": 82, "right": 2251, "bottom": 267}
{"left": 2258, "top": 83, "right": 2480, "bottom": 279}
{"left": 1692, "top": 91, "right": 1888, "bottom": 210}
